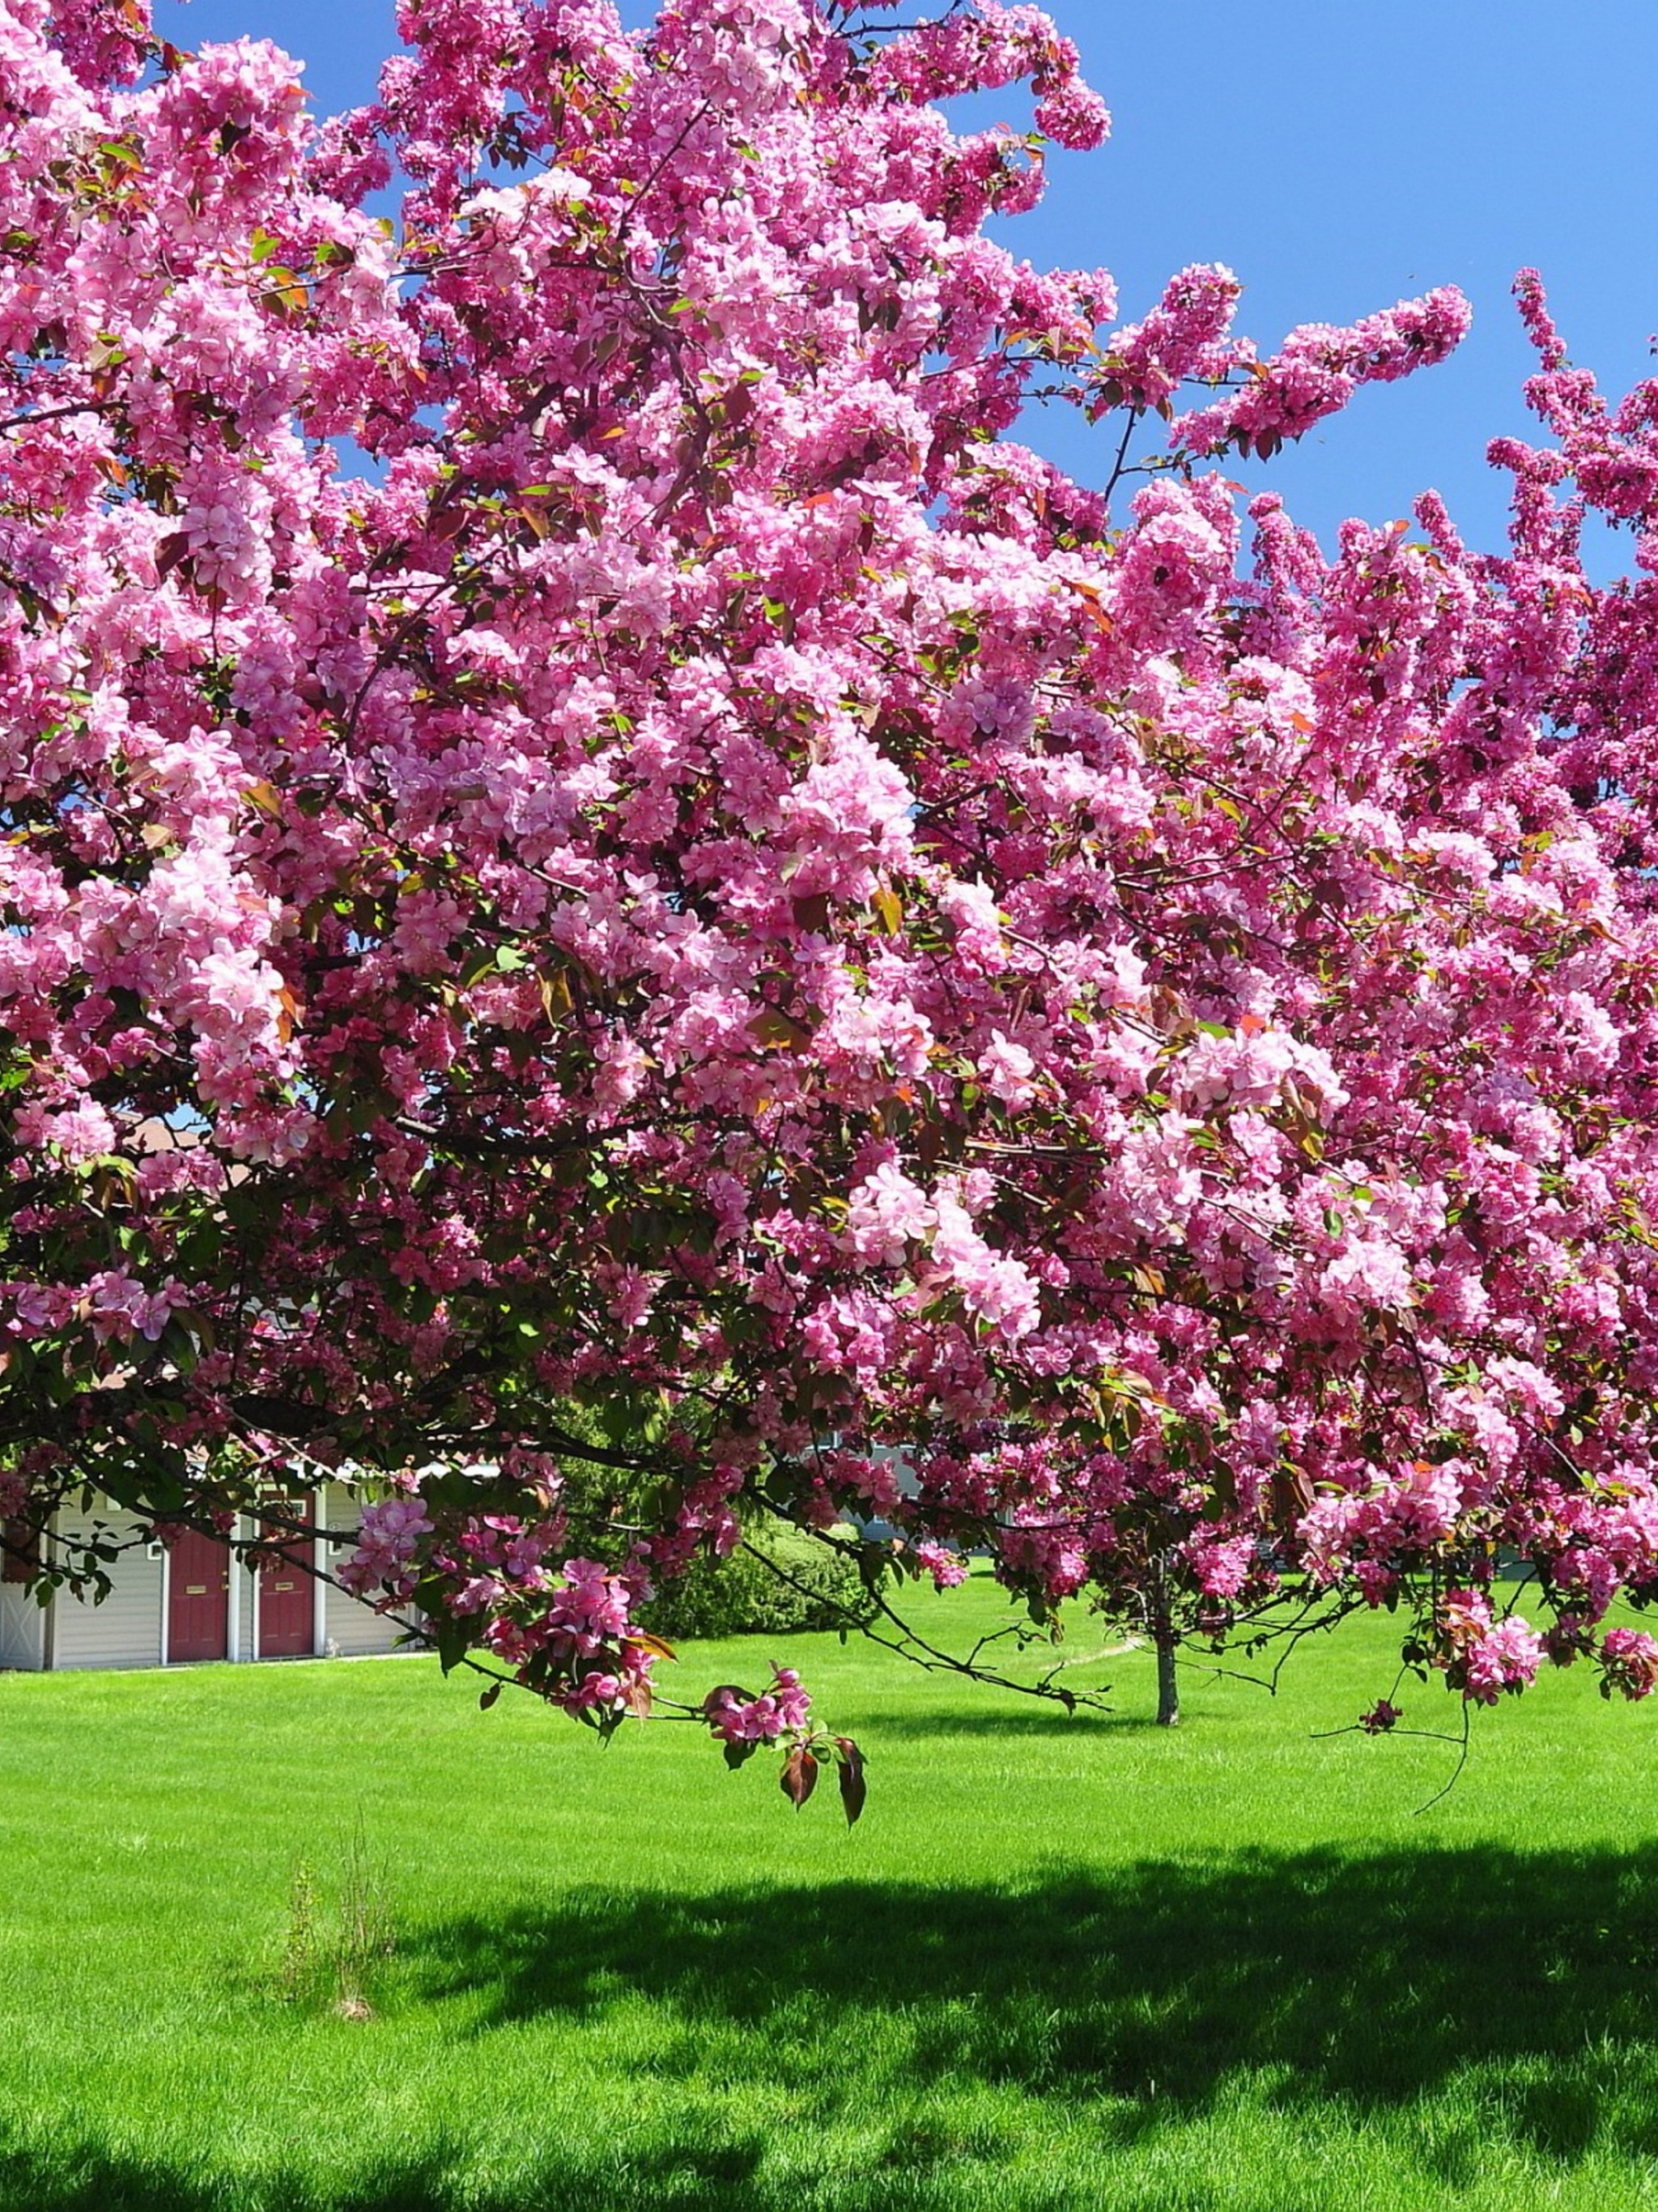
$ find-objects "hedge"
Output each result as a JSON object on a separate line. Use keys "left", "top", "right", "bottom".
{"left": 643, "top": 1521, "right": 878, "bottom": 1640}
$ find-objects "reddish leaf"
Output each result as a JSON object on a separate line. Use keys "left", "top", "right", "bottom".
{"left": 620, "top": 1675, "right": 653, "bottom": 1719}
{"left": 780, "top": 1744, "right": 817, "bottom": 1810}
{"left": 154, "top": 530, "right": 189, "bottom": 582}
{"left": 835, "top": 1737, "right": 866, "bottom": 1826}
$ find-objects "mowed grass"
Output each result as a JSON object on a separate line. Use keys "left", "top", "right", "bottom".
{"left": 5, "top": 1579, "right": 1658, "bottom": 2210}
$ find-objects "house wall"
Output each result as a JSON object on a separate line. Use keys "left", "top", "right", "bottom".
{"left": 48, "top": 1498, "right": 164, "bottom": 1670}
{"left": 0, "top": 1583, "right": 45, "bottom": 1670}
{"left": 320, "top": 1483, "right": 416, "bottom": 1659}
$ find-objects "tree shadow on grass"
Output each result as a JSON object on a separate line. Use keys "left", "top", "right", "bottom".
{"left": 861, "top": 1708, "right": 1175, "bottom": 1737}
{"left": 852, "top": 1706, "right": 1113, "bottom": 1738}
{"left": 0, "top": 2129, "right": 767, "bottom": 2212}
{"left": 0, "top": 2144, "right": 211, "bottom": 2212}
{"left": 0, "top": 2140, "right": 466, "bottom": 2212}
{"left": 409, "top": 1846, "right": 1658, "bottom": 2156}
{"left": 15, "top": 1850, "right": 1658, "bottom": 2210}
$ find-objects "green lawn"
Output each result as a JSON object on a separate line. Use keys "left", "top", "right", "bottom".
{"left": 4, "top": 1577, "right": 1658, "bottom": 2210}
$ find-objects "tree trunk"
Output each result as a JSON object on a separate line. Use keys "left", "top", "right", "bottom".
{"left": 1154, "top": 1633, "right": 1180, "bottom": 1728}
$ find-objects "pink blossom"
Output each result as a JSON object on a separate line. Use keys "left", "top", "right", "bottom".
{"left": 1600, "top": 1627, "right": 1658, "bottom": 1700}
{"left": 847, "top": 1161, "right": 933, "bottom": 1266}
{"left": 84, "top": 1269, "right": 180, "bottom": 1343}
{"left": 914, "top": 1539, "right": 969, "bottom": 1589}
{"left": 931, "top": 1188, "right": 1041, "bottom": 1340}
{"left": 29, "top": 1102, "right": 118, "bottom": 1163}
{"left": 1461, "top": 1616, "right": 1545, "bottom": 1705}
{"left": 338, "top": 1494, "right": 435, "bottom": 1599}
{"left": 979, "top": 1031, "right": 1037, "bottom": 1109}
{"left": 704, "top": 1665, "right": 814, "bottom": 1744}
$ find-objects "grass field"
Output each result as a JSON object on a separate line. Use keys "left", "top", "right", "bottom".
{"left": 4, "top": 1576, "right": 1658, "bottom": 2210}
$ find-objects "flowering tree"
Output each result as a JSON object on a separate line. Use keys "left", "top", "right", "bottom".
{"left": 6, "top": 0, "right": 1658, "bottom": 1804}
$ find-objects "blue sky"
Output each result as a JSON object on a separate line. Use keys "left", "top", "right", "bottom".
{"left": 155, "top": 0, "right": 1658, "bottom": 562}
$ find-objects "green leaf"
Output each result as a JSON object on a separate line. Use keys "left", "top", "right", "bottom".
{"left": 433, "top": 1615, "right": 471, "bottom": 1675}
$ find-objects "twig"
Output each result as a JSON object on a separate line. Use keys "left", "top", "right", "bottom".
{"left": 0, "top": 399, "right": 114, "bottom": 436}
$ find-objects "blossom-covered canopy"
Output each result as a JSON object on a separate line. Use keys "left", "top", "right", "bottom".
{"left": 7, "top": 0, "right": 1658, "bottom": 1787}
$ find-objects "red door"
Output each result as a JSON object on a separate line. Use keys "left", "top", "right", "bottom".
{"left": 257, "top": 1500, "right": 314, "bottom": 1658}
{"left": 167, "top": 1527, "right": 230, "bottom": 1661}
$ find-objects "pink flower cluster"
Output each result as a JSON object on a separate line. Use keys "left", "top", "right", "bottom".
{"left": 1437, "top": 1590, "right": 1545, "bottom": 1706}
{"left": 338, "top": 1495, "right": 436, "bottom": 1602}
{"left": 913, "top": 1539, "right": 969, "bottom": 1589}
{"left": 704, "top": 1666, "right": 814, "bottom": 1744}
{"left": 1174, "top": 288, "right": 1473, "bottom": 459}
{"left": 1097, "top": 265, "right": 1244, "bottom": 412}
{"left": 480, "top": 1555, "right": 659, "bottom": 1722}
{"left": 1599, "top": 1627, "right": 1658, "bottom": 1702}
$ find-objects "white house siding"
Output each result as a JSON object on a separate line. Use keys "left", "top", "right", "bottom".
{"left": 0, "top": 1584, "right": 45, "bottom": 1670}
{"left": 320, "top": 1483, "right": 414, "bottom": 1658}
{"left": 48, "top": 1499, "right": 165, "bottom": 1670}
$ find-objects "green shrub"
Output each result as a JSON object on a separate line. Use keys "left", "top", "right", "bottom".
{"left": 643, "top": 1520, "right": 878, "bottom": 1640}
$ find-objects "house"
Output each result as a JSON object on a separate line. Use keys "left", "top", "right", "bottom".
{"left": 0, "top": 1480, "right": 415, "bottom": 1671}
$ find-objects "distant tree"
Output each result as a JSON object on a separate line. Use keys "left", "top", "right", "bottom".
{"left": 6, "top": 0, "right": 1658, "bottom": 1802}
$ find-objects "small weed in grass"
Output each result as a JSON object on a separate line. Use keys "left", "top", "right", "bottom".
{"left": 278, "top": 1854, "right": 318, "bottom": 2004}
{"left": 275, "top": 1816, "right": 396, "bottom": 2021}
